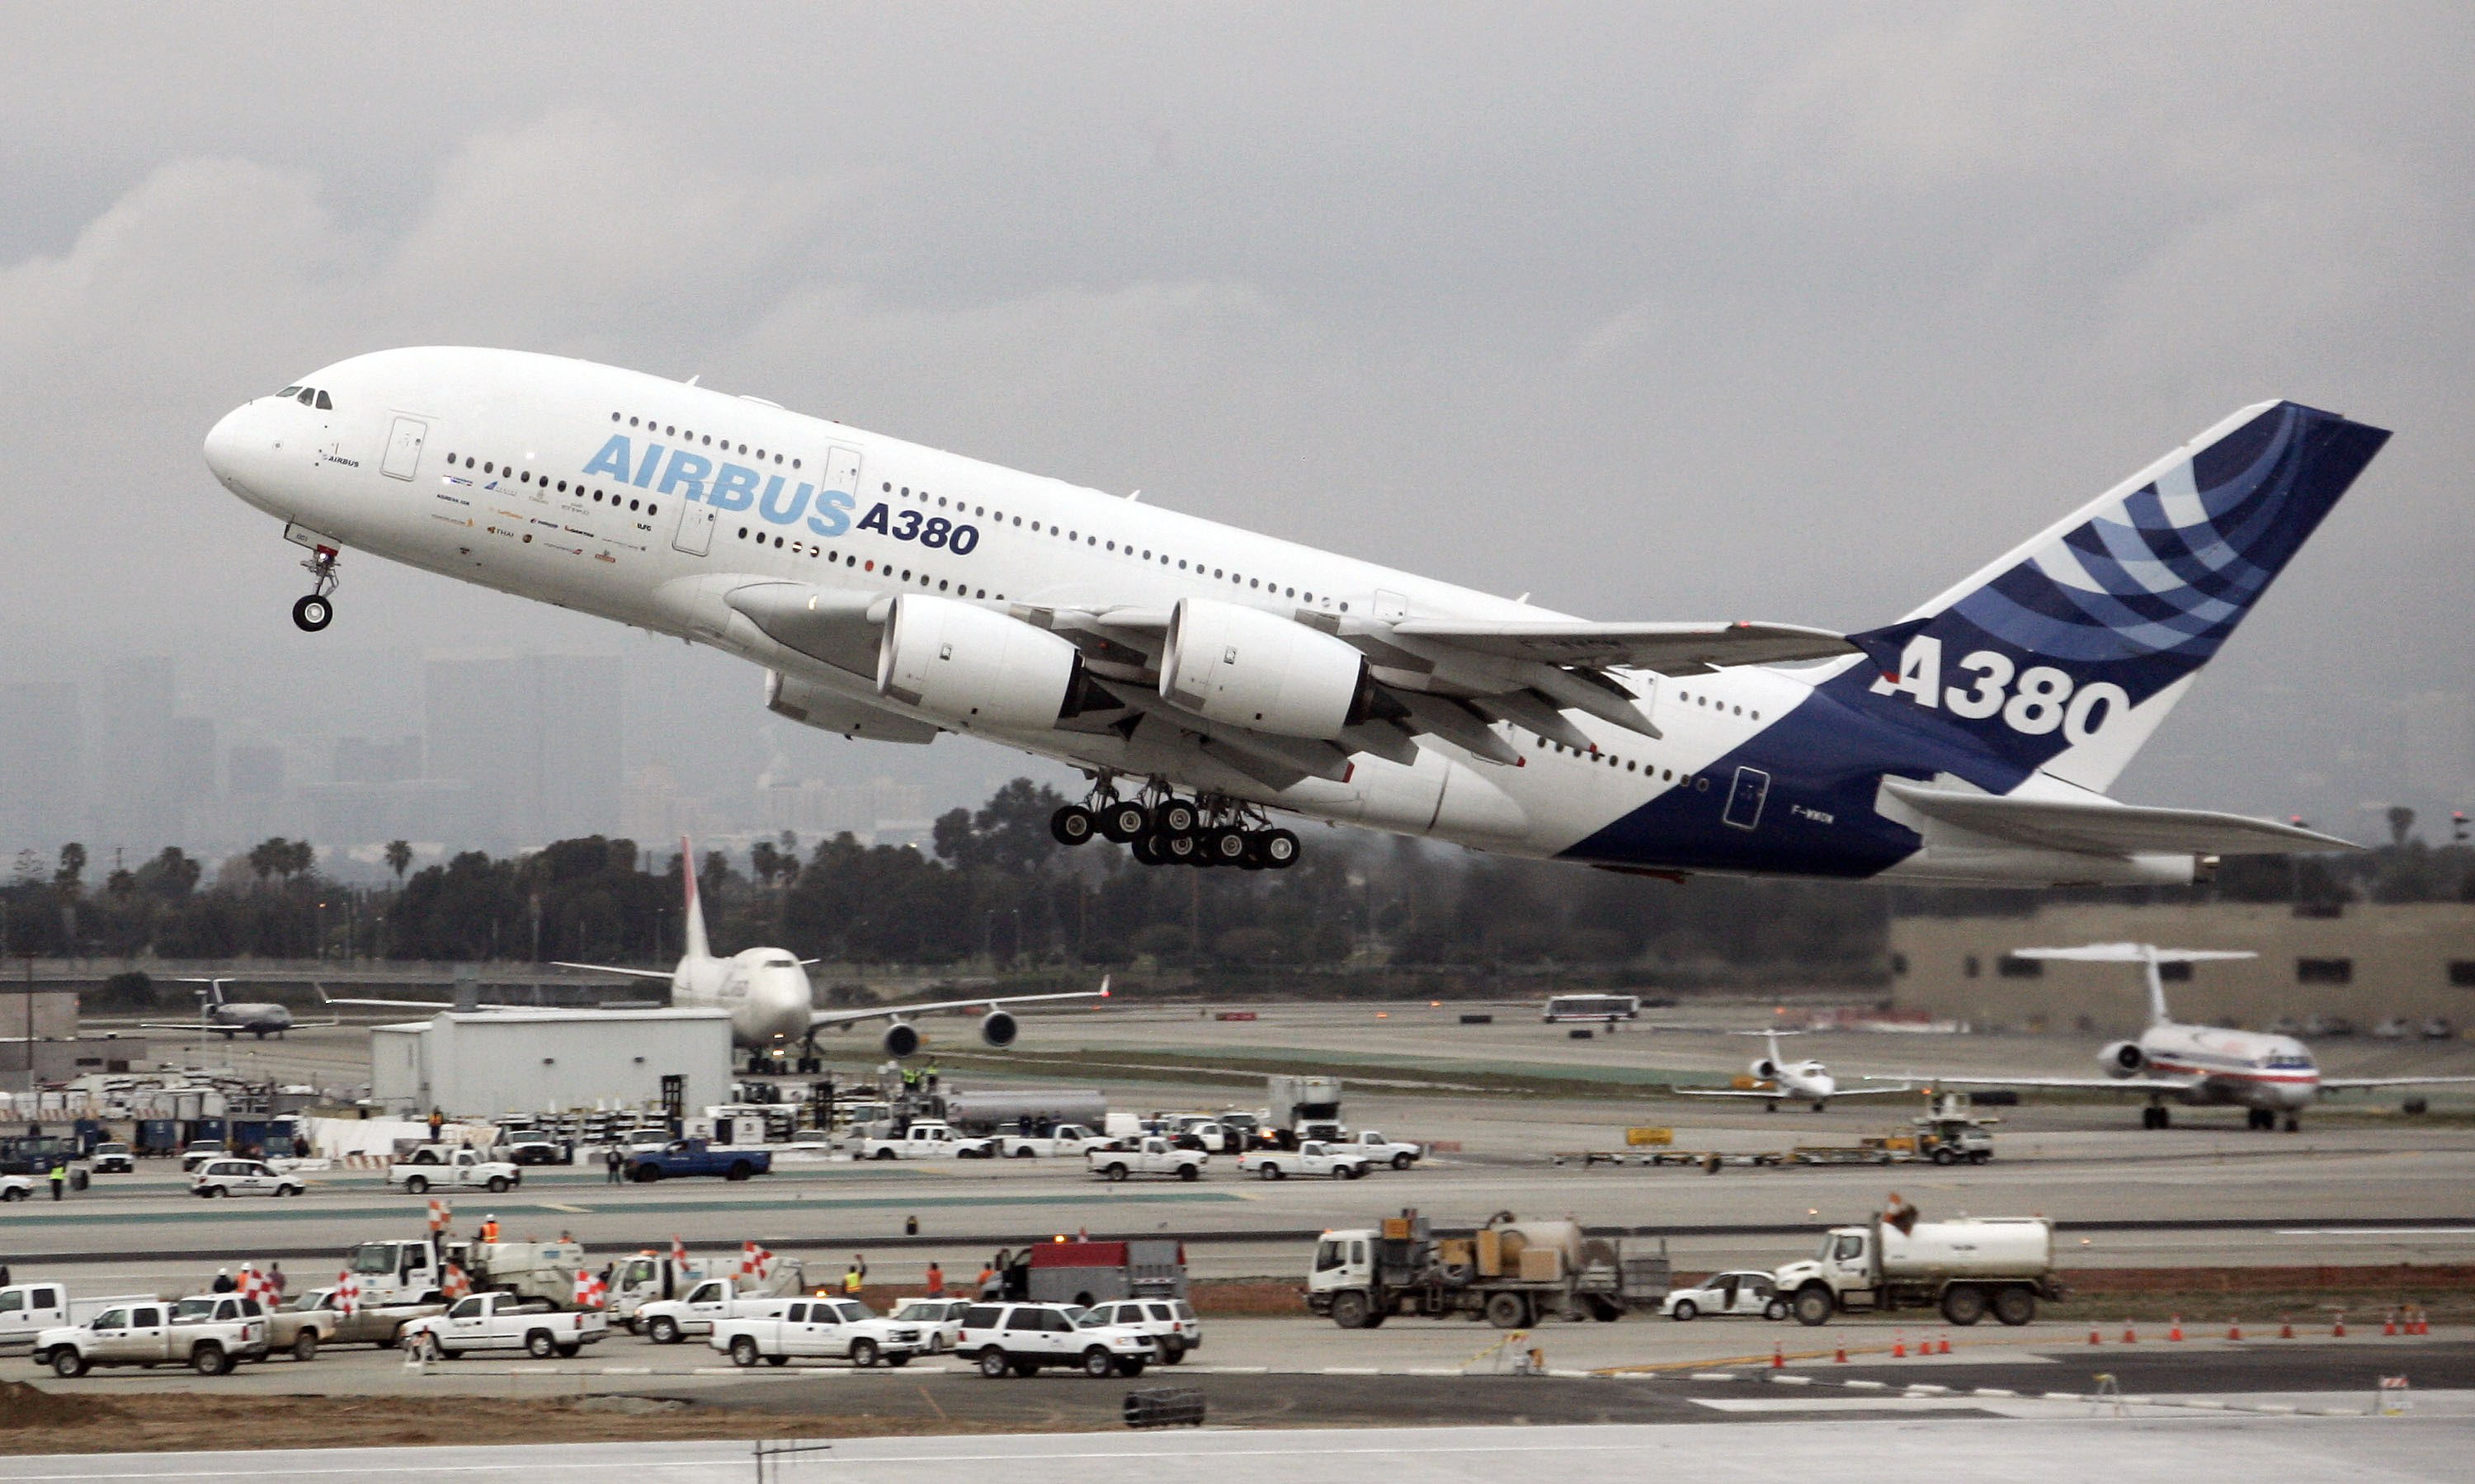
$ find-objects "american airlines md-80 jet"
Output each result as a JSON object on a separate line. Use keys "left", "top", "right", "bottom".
{"left": 202, "top": 350, "right": 2383, "bottom": 883}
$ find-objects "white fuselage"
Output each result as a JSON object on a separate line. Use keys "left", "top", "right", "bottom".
{"left": 2127, "top": 1022, "right": 2318, "bottom": 1112}
{"left": 673, "top": 949, "right": 815, "bottom": 1048}
{"left": 1759, "top": 1058, "right": 1838, "bottom": 1103}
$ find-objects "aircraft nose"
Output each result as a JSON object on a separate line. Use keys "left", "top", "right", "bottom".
{"left": 203, "top": 403, "right": 249, "bottom": 483}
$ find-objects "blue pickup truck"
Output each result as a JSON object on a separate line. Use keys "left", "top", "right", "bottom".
{"left": 625, "top": 1138, "right": 770, "bottom": 1183}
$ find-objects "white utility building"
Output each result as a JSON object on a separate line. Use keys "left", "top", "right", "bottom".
{"left": 369, "top": 1009, "right": 733, "bottom": 1119}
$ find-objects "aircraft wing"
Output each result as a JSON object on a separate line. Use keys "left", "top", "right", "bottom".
{"left": 1817, "top": 1084, "right": 1918, "bottom": 1097}
{"left": 1387, "top": 620, "right": 1856, "bottom": 674}
{"left": 1913, "top": 1072, "right": 2207, "bottom": 1093}
{"left": 2320, "top": 1075, "right": 2475, "bottom": 1091}
{"left": 1673, "top": 1086, "right": 1788, "bottom": 1099}
{"left": 1881, "top": 780, "right": 2360, "bottom": 857}
{"left": 548, "top": 961, "right": 679, "bottom": 982}
{"left": 808, "top": 981, "right": 1110, "bottom": 1031}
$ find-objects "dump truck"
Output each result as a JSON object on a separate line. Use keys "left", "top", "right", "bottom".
{"left": 1307, "top": 1208, "right": 1670, "bottom": 1329}
{"left": 1266, "top": 1075, "right": 1343, "bottom": 1142}
{"left": 1774, "top": 1202, "right": 2061, "bottom": 1326}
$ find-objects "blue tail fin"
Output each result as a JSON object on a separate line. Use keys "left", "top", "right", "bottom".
{"left": 1837, "top": 401, "right": 2388, "bottom": 791}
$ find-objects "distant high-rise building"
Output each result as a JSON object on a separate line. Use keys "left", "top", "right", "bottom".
{"left": 226, "top": 744, "right": 286, "bottom": 799}
{"left": 334, "top": 735, "right": 422, "bottom": 785}
{"left": 0, "top": 681, "right": 82, "bottom": 852}
{"left": 425, "top": 654, "right": 623, "bottom": 849}
{"left": 165, "top": 716, "right": 218, "bottom": 801}
{"left": 85, "top": 657, "right": 176, "bottom": 845}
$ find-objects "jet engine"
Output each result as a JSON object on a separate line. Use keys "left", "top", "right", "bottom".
{"left": 1159, "top": 597, "right": 1374, "bottom": 739}
{"left": 882, "top": 1021, "right": 921, "bottom": 1058}
{"left": 2100, "top": 1040, "right": 2147, "bottom": 1077}
{"left": 876, "top": 595, "right": 1094, "bottom": 732}
{"left": 979, "top": 1010, "right": 1019, "bottom": 1048}
{"left": 1750, "top": 1055, "right": 1781, "bottom": 1080}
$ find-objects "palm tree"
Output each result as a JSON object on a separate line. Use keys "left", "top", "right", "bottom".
{"left": 384, "top": 839, "right": 413, "bottom": 882}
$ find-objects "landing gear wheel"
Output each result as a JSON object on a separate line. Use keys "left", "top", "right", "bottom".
{"left": 1160, "top": 832, "right": 1199, "bottom": 864}
{"left": 1100, "top": 801, "right": 1148, "bottom": 843}
{"left": 1132, "top": 832, "right": 1167, "bottom": 865}
{"left": 1204, "top": 828, "right": 1249, "bottom": 865}
{"left": 292, "top": 595, "right": 332, "bottom": 632}
{"left": 1049, "top": 806, "right": 1096, "bottom": 846}
{"left": 2283, "top": 1114, "right": 2299, "bottom": 1133}
{"left": 1153, "top": 799, "right": 1198, "bottom": 835}
{"left": 1260, "top": 829, "right": 1300, "bottom": 869}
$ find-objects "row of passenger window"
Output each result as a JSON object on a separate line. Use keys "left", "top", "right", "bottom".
{"left": 610, "top": 411, "right": 801, "bottom": 469}
{"left": 442, "top": 452, "right": 658, "bottom": 517}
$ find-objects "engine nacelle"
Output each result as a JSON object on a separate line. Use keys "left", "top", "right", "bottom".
{"left": 1751, "top": 1057, "right": 1780, "bottom": 1080}
{"left": 882, "top": 1021, "right": 920, "bottom": 1058}
{"left": 1159, "top": 597, "right": 1373, "bottom": 740}
{"left": 2100, "top": 1040, "right": 2147, "bottom": 1077}
{"left": 979, "top": 1010, "right": 1019, "bottom": 1048}
{"left": 877, "top": 596, "right": 1087, "bottom": 733}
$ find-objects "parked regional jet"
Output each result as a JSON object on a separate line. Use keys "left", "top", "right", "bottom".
{"left": 1919, "top": 943, "right": 2475, "bottom": 1130}
{"left": 325, "top": 843, "right": 1106, "bottom": 1063}
{"left": 1674, "top": 1029, "right": 1913, "bottom": 1112}
{"left": 204, "top": 351, "right": 2386, "bottom": 883}
{"left": 140, "top": 978, "right": 337, "bottom": 1040}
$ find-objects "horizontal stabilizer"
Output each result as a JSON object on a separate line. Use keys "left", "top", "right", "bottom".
{"left": 1386, "top": 619, "right": 1854, "bottom": 674}
{"left": 2009, "top": 944, "right": 2256, "bottom": 963}
{"left": 1881, "top": 779, "right": 2359, "bottom": 857}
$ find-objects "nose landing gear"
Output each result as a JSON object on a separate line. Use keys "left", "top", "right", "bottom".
{"left": 292, "top": 544, "right": 341, "bottom": 632}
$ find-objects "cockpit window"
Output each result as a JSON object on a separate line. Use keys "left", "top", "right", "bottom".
{"left": 296, "top": 389, "right": 315, "bottom": 406}
{"left": 314, "top": 389, "right": 332, "bottom": 409}
{"left": 278, "top": 386, "right": 302, "bottom": 398}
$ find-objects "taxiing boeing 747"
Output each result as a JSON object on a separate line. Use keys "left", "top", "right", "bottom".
{"left": 204, "top": 350, "right": 2385, "bottom": 883}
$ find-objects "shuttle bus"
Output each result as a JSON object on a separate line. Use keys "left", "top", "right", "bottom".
{"left": 1542, "top": 994, "right": 1640, "bottom": 1024}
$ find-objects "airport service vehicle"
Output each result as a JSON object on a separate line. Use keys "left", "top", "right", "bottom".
{"left": 178, "top": 1141, "right": 231, "bottom": 1172}
{"left": 1332, "top": 1129, "right": 1425, "bottom": 1170}
{"left": 1087, "top": 1137, "right": 1207, "bottom": 1182}
{"left": 606, "top": 1252, "right": 804, "bottom": 1321}
{"left": 1775, "top": 1209, "right": 2061, "bottom": 1327}
{"left": 191, "top": 1157, "right": 306, "bottom": 1198}
{"left": 1918, "top": 944, "right": 2475, "bottom": 1131}
{"left": 953, "top": 1302, "right": 1156, "bottom": 1378}
{"left": 1676, "top": 1029, "right": 1912, "bottom": 1113}
{"left": 35, "top": 1300, "right": 264, "bottom": 1377}
{"left": 0, "top": 1286, "right": 159, "bottom": 1353}
{"left": 709, "top": 1297, "right": 923, "bottom": 1368}
{"left": 1077, "top": 1298, "right": 1203, "bottom": 1363}
{"left": 986, "top": 1239, "right": 1190, "bottom": 1309}
{"left": 399, "top": 1293, "right": 608, "bottom": 1359}
{"left": 330, "top": 855, "right": 1109, "bottom": 1065}
{"left": 388, "top": 1147, "right": 520, "bottom": 1194}
{"left": 1912, "top": 1093, "right": 1997, "bottom": 1165}
{"left": 1309, "top": 1209, "right": 1671, "bottom": 1330}
{"left": 504, "top": 1138, "right": 569, "bottom": 1166}
{"left": 338, "top": 1237, "right": 588, "bottom": 1309}
{"left": 886, "top": 1298, "right": 972, "bottom": 1352}
{"left": 625, "top": 1137, "right": 770, "bottom": 1181}
{"left": 946, "top": 1089, "right": 1111, "bottom": 1138}
{"left": 0, "top": 1175, "right": 31, "bottom": 1202}
{"left": 210, "top": 356, "right": 2382, "bottom": 896}
{"left": 856, "top": 1121, "right": 997, "bottom": 1161}
{"left": 87, "top": 1142, "right": 134, "bottom": 1174}
{"left": 281, "top": 1288, "right": 445, "bottom": 1351}
{"left": 1266, "top": 1076, "right": 1345, "bottom": 1142}
{"left": 1663, "top": 1271, "right": 1789, "bottom": 1322}
{"left": 168, "top": 1295, "right": 276, "bottom": 1363}
{"left": 1543, "top": 993, "right": 1640, "bottom": 1024}
{"left": 636, "top": 1277, "right": 809, "bottom": 1344}
{"left": 1235, "top": 1140, "right": 1370, "bottom": 1180}
{"left": 993, "top": 1123, "right": 1113, "bottom": 1158}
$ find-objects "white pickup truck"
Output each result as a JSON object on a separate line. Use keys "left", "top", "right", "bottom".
{"left": 855, "top": 1121, "right": 998, "bottom": 1161}
{"left": 398, "top": 1293, "right": 606, "bottom": 1359}
{"left": 388, "top": 1147, "right": 520, "bottom": 1194}
{"left": 1235, "top": 1140, "right": 1370, "bottom": 1180}
{"left": 993, "top": 1123, "right": 1114, "bottom": 1159}
{"left": 1087, "top": 1137, "right": 1209, "bottom": 1182}
{"left": 637, "top": 1278, "right": 792, "bottom": 1345}
{"left": 710, "top": 1297, "right": 925, "bottom": 1368}
{"left": 1331, "top": 1130, "right": 1425, "bottom": 1171}
{"left": 35, "top": 1299, "right": 266, "bottom": 1377}
{"left": 0, "top": 1284, "right": 155, "bottom": 1353}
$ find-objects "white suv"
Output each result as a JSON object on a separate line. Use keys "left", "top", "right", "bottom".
{"left": 1077, "top": 1298, "right": 1201, "bottom": 1363}
{"left": 192, "top": 1159, "right": 305, "bottom": 1198}
{"left": 955, "top": 1302, "right": 1155, "bottom": 1378}
{"left": 886, "top": 1297, "right": 972, "bottom": 1353}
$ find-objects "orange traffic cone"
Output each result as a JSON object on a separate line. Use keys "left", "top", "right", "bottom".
{"left": 1772, "top": 1342, "right": 1785, "bottom": 1370}
{"left": 1834, "top": 1342, "right": 1849, "bottom": 1364}
{"left": 2333, "top": 1313, "right": 2346, "bottom": 1338}
{"left": 2122, "top": 1321, "right": 2138, "bottom": 1345}
{"left": 2383, "top": 1309, "right": 2398, "bottom": 1336}
{"left": 2413, "top": 1307, "right": 2429, "bottom": 1336}
{"left": 2227, "top": 1318, "right": 2244, "bottom": 1341}
{"left": 2279, "top": 1317, "right": 2294, "bottom": 1340}
{"left": 2087, "top": 1323, "right": 2102, "bottom": 1345}
{"left": 2168, "top": 1316, "right": 2184, "bottom": 1342}
{"left": 1893, "top": 1333, "right": 1908, "bottom": 1358}
{"left": 1939, "top": 1334, "right": 1952, "bottom": 1355}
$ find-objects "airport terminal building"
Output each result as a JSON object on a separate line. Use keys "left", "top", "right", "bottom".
{"left": 370, "top": 1008, "right": 733, "bottom": 1119}
{"left": 1889, "top": 902, "right": 2475, "bottom": 1036}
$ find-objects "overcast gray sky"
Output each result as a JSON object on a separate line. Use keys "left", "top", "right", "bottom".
{"left": 5, "top": 2, "right": 2470, "bottom": 844}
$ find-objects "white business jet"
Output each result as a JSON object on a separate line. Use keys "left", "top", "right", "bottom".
{"left": 1918, "top": 943, "right": 2475, "bottom": 1131}
{"left": 324, "top": 841, "right": 1106, "bottom": 1062}
{"left": 1675, "top": 1029, "right": 1913, "bottom": 1112}
{"left": 203, "top": 351, "right": 2383, "bottom": 884}
{"left": 139, "top": 978, "right": 337, "bottom": 1040}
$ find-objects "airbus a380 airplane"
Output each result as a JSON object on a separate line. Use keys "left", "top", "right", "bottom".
{"left": 203, "top": 349, "right": 2385, "bottom": 883}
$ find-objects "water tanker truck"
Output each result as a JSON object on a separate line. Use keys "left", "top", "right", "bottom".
{"left": 1308, "top": 1208, "right": 1670, "bottom": 1329}
{"left": 1773, "top": 1200, "right": 2062, "bottom": 1326}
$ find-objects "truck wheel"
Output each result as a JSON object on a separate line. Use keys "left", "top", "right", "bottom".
{"left": 648, "top": 1317, "right": 681, "bottom": 1345}
{"left": 1104, "top": 1163, "right": 1129, "bottom": 1181}
{"left": 731, "top": 1336, "right": 761, "bottom": 1367}
{"left": 1256, "top": 1164, "right": 1278, "bottom": 1181}
{"left": 1992, "top": 1287, "right": 2037, "bottom": 1326}
{"left": 1483, "top": 1292, "right": 1530, "bottom": 1330}
{"left": 525, "top": 1331, "right": 556, "bottom": 1359}
{"left": 405, "top": 1175, "right": 429, "bottom": 1195}
{"left": 191, "top": 1345, "right": 233, "bottom": 1377}
{"left": 1270, "top": 1166, "right": 1288, "bottom": 1180}
{"left": 1159, "top": 1337, "right": 1186, "bottom": 1364}
{"left": 488, "top": 1176, "right": 511, "bottom": 1193}
{"left": 977, "top": 1348, "right": 1011, "bottom": 1378}
{"left": 1329, "top": 1291, "right": 1373, "bottom": 1330}
{"left": 1393, "top": 1152, "right": 1414, "bottom": 1171}
{"left": 874, "top": 1148, "right": 898, "bottom": 1161}
{"left": 1792, "top": 1286, "right": 1835, "bottom": 1327}
{"left": 1940, "top": 1284, "right": 1987, "bottom": 1326}
{"left": 1670, "top": 1299, "right": 1699, "bottom": 1322}
{"left": 1178, "top": 1164, "right": 1200, "bottom": 1181}
{"left": 1081, "top": 1346, "right": 1116, "bottom": 1378}
{"left": 1764, "top": 1298, "right": 1789, "bottom": 1322}
{"left": 727, "top": 1161, "right": 752, "bottom": 1180}
{"left": 292, "top": 1331, "right": 319, "bottom": 1362}
{"left": 1012, "top": 1147, "right": 1037, "bottom": 1158}
{"left": 851, "top": 1338, "right": 880, "bottom": 1368}
{"left": 1587, "top": 1296, "right": 1624, "bottom": 1322}
{"left": 1931, "top": 1147, "right": 1956, "bottom": 1166}
{"left": 50, "top": 1350, "right": 87, "bottom": 1378}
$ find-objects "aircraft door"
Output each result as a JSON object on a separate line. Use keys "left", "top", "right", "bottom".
{"left": 673, "top": 497, "right": 716, "bottom": 556}
{"left": 381, "top": 417, "right": 428, "bottom": 480}
{"left": 1722, "top": 766, "right": 1771, "bottom": 830}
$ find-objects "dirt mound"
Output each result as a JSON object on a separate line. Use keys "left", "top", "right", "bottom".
{"left": 0, "top": 1380, "right": 120, "bottom": 1429}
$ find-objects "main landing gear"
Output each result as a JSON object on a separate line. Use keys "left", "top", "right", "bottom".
{"left": 293, "top": 544, "right": 341, "bottom": 632}
{"left": 1049, "top": 784, "right": 1299, "bottom": 871}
